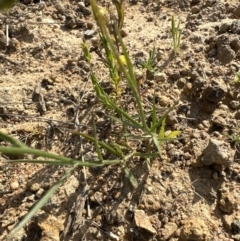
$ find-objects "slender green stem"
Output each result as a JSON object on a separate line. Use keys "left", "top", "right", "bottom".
{"left": 90, "top": 0, "right": 148, "bottom": 131}
{"left": 0, "top": 147, "right": 122, "bottom": 166}
{"left": 0, "top": 131, "right": 26, "bottom": 148}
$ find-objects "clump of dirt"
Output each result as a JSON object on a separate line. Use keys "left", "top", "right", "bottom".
{"left": 1, "top": 0, "right": 240, "bottom": 240}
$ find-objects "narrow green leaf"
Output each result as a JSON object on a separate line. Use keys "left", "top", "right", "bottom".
{"left": 152, "top": 133, "right": 161, "bottom": 155}
{"left": 110, "top": 115, "right": 143, "bottom": 129}
{"left": 6, "top": 158, "right": 122, "bottom": 166}
{"left": 92, "top": 114, "right": 103, "bottom": 163}
{"left": 151, "top": 92, "right": 157, "bottom": 127}
{"left": 166, "top": 130, "right": 181, "bottom": 139}
{"left": 0, "top": 146, "right": 76, "bottom": 163}
{"left": 0, "top": 131, "right": 26, "bottom": 148}
{"left": 159, "top": 117, "right": 166, "bottom": 139}
{"left": 73, "top": 132, "right": 120, "bottom": 156}
{"left": 82, "top": 41, "right": 91, "bottom": 63}
{"left": 123, "top": 133, "right": 151, "bottom": 139}
{"left": 150, "top": 101, "right": 178, "bottom": 132}
{"left": 124, "top": 167, "right": 138, "bottom": 188}
{"left": 112, "top": 0, "right": 125, "bottom": 30}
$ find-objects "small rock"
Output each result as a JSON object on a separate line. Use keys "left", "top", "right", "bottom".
{"left": 65, "top": 14, "right": 76, "bottom": 29}
{"left": 161, "top": 222, "right": 178, "bottom": 240}
{"left": 141, "top": 195, "right": 161, "bottom": 212}
{"left": 84, "top": 22, "right": 93, "bottom": 30}
{"left": 166, "top": 111, "right": 178, "bottom": 126}
{"left": 55, "top": 3, "right": 65, "bottom": 14}
{"left": 231, "top": 20, "right": 240, "bottom": 34}
{"left": 84, "top": 29, "right": 96, "bottom": 38}
{"left": 120, "top": 29, "right": 128, "bottom": 37}
{"left": 212, "top": 172, "right": 218, "bottom": 180}
{"left": 76, "top": 19, "right": 86, "bottom": 28}
{"left": 201, "top": 139, "right": 235, "bottom": 166}
{"left": 218, "top": 188, "right": 236, "bottom": 213}
{"left": 134, "top": 209, "right": 156, "bottom": 234}
{"left": 234, "top": 4, "right": 240, "bottom": 17}
{"left": 202, "top": 79, "right": 226, "bottom": 103}
{"left": 232, "top": 220, "right": 240, "bottom": 234}
{"left": 90, "top": 191, "right": 104, "bottom": 203}
{"left": 230, "top": 100, "right": 240, "bottom": 109}
{"left": 235, "top": 110, "right": 240, "bottom": 119}
{"left": 154, "top": 72, "right": 167, "bottom": 83}
{"left": 78, "top": 2, "right": 92, "bottom": 16}
{"left": 158, "top": 95, "right": 172, "bottom": 107}
{"left": 230, "top": 38, "right": 240, "bottom": 52}
{"left": 38, "top": 213, "right": 64, "bottom": 241}
{"left": 27, "top": 182, "right": 41, "bottom": 192}
{"left": 78, "top": 60, "right": 90, "bottom": 71}
{"left": 232, "top": 234, "right": 240, "bottom": 240}
{"left": 191, "top": 6, "right": 200, "bottom": 14}
{"left": 219, "top": 22, "right": 231, "bottom": 34}
{"left": 10, "top": 180, "right": 19, "bottom": 190}
{"left": 222, "top": 214, "right": 235, "bottom": 229}
{"left": 91, "top": 37, "right": 99, "bottom": 47}
{"left": 36, "top": 188, "right": 44, "bottom": 198}
{"left": 190, "top": 139, "right": 208, "bottom": 167}
{"left": 170, "top": 71, "right": 181, "bottom": 81}
{"left": 134, "top": 69, "right": 144, "bottom": 81}
{"left": 212, "top": 115, "right": 227, "bottom": 128}
{"left": 82, "top": 7, "right": 92, "bottom": 16}
{"left": 180, "top": 217, "right": 210, "bottom": 241}
{"left": 216, "top": 34, "right": 236, "bottom": 64}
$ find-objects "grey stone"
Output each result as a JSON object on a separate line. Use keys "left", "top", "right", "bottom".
{"left": 201, "top": 139, "right": 235, "bottom": 166}
{"left": 216, "top": 34, "right": 236, "bottom": 64}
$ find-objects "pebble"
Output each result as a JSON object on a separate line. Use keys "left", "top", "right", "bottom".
{"left": 38, "top": 214, "right": 64, "bottom": 241}
{"left": 84, "top": 29, "right": 96, "bottom": 38}
{"left": 234, "top": 4, "right": 240, "bottom": 17}
{"left": 134, "top": 209, "right": 156, "bottom": 234}
{"left": 212, "top": 171, "right": 218, "bottom": 180}
{"left": 36, "top": 188, "right": 45, "bottom": 198}
{"left": 154, "top": 72, "right": 167, "bottom": 83}
{"left": 10, "top": 180, "right": 19, "bottom": 190}
{"left": 91, "top": 37, "right": 99, "bottom": 47}
{"left": 218, "top": 188, "right": 236, "bottom": 213}
{"left": 212, "top": 115, "right": 227, "bottom": 128}
{"left": 158, "top": 95, "right": 171, "bottom": 107}
{"left": 191, "top": 6, "right": 200, "bottom": 14}
{"left": 161, "top": 222, "right": 178, "bottom": 240}
{"left": 230, "top": 100, "right": 240, "bottom": 109}
{"left": 202, "top": 80, "right": 226, "bottom": 103}
{"left": 232, "top": 220, "right": 240, "bottom": 234}
{"left": 27, "top": 182, "right": 41, "bottom": 192}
